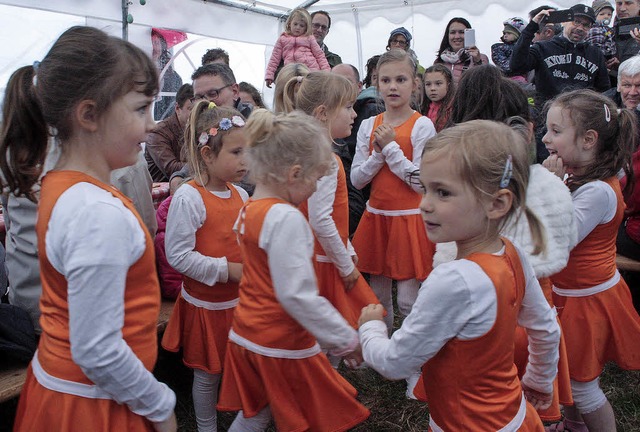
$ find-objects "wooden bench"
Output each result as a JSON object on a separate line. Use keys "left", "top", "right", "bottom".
{"left": 617, "top": 254, "right": 640, "bottom": 273}
{"left": 0, "top": 298, "right": 176, "bottom": 404}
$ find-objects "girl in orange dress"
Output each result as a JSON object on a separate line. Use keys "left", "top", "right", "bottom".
{"left": 2, "top": 27, "right": 176, "bottom": 431}
{"left": 351, "top": 49, "right": 437, "bottom": 334}
{"left": 282, "top": 71, "right": 380, "bottom": 341}
{"left": 360, "top": 120, "right": 560, "bottom": 431}
{"left": 217, "top": 109, "right": 370, "bottom": 431}
{"left": 542, "top": 89, "right": 640, "bottom": 432}
{"left": 161, "top": 101, "right": 248, "bottom": 432}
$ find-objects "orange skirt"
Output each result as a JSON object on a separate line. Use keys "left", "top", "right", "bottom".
{"left": 352, "top": 211, "right": 434, "bottom": 280}
{"left": 553, "top": 279, "right": 640, "bottom": 381}
{"left": 218, "top": 341, "right": 370, "bottom": 432}
{"left": 513, "top": 320, "right": 573, "bottom": 421}
{"left": 161, "top": 295, "right": 235, "bottom": 374}
{"left": 314, "top": 260, "right": 380, "bottom": 328}
{"left": 14, "top": 366, "right": 154, "bottom": 432}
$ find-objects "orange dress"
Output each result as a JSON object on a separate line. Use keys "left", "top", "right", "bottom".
{"left": 513, "top": 277, "right": 573, "bottom": 421}
{"left": 161, "top": 181, "right": 243, "bottom": 374}
{"left": 299, "top": 155, "right": 380, "bottom": 328}
{"left": 218, "top": 198, "right": 370, "bottom": 432}
{"left": 14, "top": 171, "right": 161, "bottom": 432}
{"left": 419, "top": 240, "right": 543, "bottom": 431}
{"left": 551, "top": 177, "right": 640, "bottom": 382}
{"left": 352, "top": 112, "right": 434, "bottom": 280}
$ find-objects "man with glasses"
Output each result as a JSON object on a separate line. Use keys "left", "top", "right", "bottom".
{"left": 311, "top": 10, "right": 342, "bottom": 68}
{"left": 191, "top": 63, "right": 253, "bottom": 118}
{"left": 511, "top": 4, "right": 610, "bottom": 162}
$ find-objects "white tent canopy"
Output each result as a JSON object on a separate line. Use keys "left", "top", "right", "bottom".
{"left": 0, "top": 0, "right": 586, "bottom": 107}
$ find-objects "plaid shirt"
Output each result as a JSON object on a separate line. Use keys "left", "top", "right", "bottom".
{"left": 586, "top": 23, "right": 617, "bottom": 58}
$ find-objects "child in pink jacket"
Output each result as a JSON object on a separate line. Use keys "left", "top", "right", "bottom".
{"left": 265, "top": 7, "right": 330, "bottom": 87}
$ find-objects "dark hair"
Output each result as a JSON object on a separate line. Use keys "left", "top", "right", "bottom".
{"left": 192, "top": 63, "right": 236, "bottom": 85}
{"left": 421, "top": 64, "right": 454, "bottom": 131}
{"left": 311, "top": 10, "right": 331, "bottom": 28}
{"left": 450, "top": 65, "right": 531, "bottom": 125}
{"left": 363, "top": 55, "right": 382, "bottom": 87}
{"left": 546, "top": 89, "right": 637, "bottom": 193}
{"left": 0, "top": 26, "right": 158, "bottom": 200}
{"left": 239, "top": 81, "right": 266, "bottom": 108}
{"left": 436, "top": 17, "right": 471, "bottom": 60}
{"left": 176, "top": 83, "right": 194, "bottom": 108}
{"left": 201, "top": 48, "right": 230, "bottom": 66}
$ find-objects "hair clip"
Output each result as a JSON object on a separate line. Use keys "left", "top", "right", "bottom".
{"left": 32, "top": 61, "right": 40, "bottom": 86}
{"left": 604, "top": 103, "right": 611, "bottom": 123}
{"left": 208, "top": 101, "right": 217, "bottom": 110}
{"left": 296, "top": 75, "right": 304, "bottom": 83}
{"left": 500, "top": 155, "right": 513, "bottom": 188}
{"left": 231, "top": 115, "right": 245, "bottom": 127}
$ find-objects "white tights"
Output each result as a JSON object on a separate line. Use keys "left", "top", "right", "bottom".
{"left": 228, "top": 406, "right": 272, "bottom": 432}
{"left": 192, "top": 369, "right": 221, "bottom": 432}
{"left": 369, "top": 275, "right": 420, "bottom": 330}
{"left": 571, "top": 377, "right": 607, "bottom": 414}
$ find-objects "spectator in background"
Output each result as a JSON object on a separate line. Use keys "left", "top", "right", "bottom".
{"left": 311, "top": 10, "right": 343, "bottom": 67}
{"left": 201, "top": 48, "right": 230, "bottom": 66}
{"left": 386, "top": 27, "right": 425, "bottom": 74}
{"left": 145, "top": 83, "right": 194, "bottom": 182}
{"left": 609, "top": 0, "right": 640, "bottom": 71}
{"left": 491, "top": 17, "right": 528, "bottom": 83}
{"left": 529, "top": 5, "right": 561, "bottom": 42}
{"left": 192, "top": 63, "right": 252, "bottom": 118}
{"left": 238, "top": 82, "right": 266, "bottom": 108}
{"left": 586, "top": 1, "right": 617, "bottom": 74}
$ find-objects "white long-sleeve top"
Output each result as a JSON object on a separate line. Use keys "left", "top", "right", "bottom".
{"left": 307, "top": 159, "right": 356, "bottom": 277}
{"left": 571, "top": 180, "right": 617, "bottom": 245}
{"left": 165, "top": 183, "right": 248, "bottom": 285}
{"left": 350, "top": 114, "right": 435, "bottom": 194}
{"left": 46, "top": 183, "right": 175, "bottom": 422}
{"left": 249, "top": 203, "right": 358, "bottom": 354}
{"left": 359, "top": 245, "right": 560, "bottom": 394}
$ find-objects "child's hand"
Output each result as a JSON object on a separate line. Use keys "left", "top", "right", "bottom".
{"left": 372, "top": 139, "right": 383, "bottom": 153}
{"left": 228, "top": 262, "right": 243, "bottom": 283}
{"left": 265, "top": 79, "right": 273, "bottom": 88}
{"left": 351, "top": 254, "right": 359, "bottom": 266}
{"left": 153, "top": 412, "right": 177, "bottom": 432}
{"left": 522, "top": 383, "right": 552, "bottom": 410}
{"left": 542, "top": 154, "right": 566, "bottom": 179}
{"left": 344, "top": 345, "right": 364, "bottom": 368}
{"left": 374, "top": 124, "right": 396, "bottom": 149}
{"left": 359, "top": 304, "right": 385, "bottom": 326}
{"left": 342, "top": 267, "right": 361, "bottom": 291}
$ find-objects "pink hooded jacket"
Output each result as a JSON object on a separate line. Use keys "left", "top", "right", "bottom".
{"left": 154, "top": 195, "right": 182, "bottom": 299}
{"left": 265, "top": 33, "right": 330, "bottom": 80}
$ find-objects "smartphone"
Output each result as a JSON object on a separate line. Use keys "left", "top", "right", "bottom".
{"left": 541, "top": 9, "right": 574, "bottom": 24}
{"left": 464, "top": 28, "right": 475, "bottom": 49}
{"left": 619, "top": 17, "right": 640, "bottom": 35}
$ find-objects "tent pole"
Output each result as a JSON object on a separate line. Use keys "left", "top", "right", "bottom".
{"left": 121, "top": 0, "right": 128, "bottom": 40}
{"left": 353, "top": 7, "right": 363, "bottom": 78}
{"left": 207, "top": 0, "right": 285, "bottom": 19}
{"left": 298, "top": 0, "right": 320, "bottom": 8}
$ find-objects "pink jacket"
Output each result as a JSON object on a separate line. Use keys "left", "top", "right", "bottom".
{"left": 265, "top": 33, "right": 330, "bottom": 80}
{"left": 154, "top": 195, "right": 182, "bottom": 299}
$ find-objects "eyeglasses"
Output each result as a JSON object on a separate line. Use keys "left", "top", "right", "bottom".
{"left": 390, "top": 38, "right": 408, "bottom": 47}
{"left": 191, "top": 84, "right": 231, "bottom": 102}
{"left": 312, "top": 23, "right": 328, "bottom": 32}
{"left": 572, "top": 19, "right": 592, "bottom": 29}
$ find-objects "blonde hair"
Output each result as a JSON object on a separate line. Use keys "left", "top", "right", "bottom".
{"left": 285, "top": 8, "right": 312, "bottom": 36}
{"left": 184, "top": 100, "right": 245, "bottom": 186}
{"left": 376, "top": 48, "right": 417, "bottom": 83}
{"left": 422, "top": 120, "right": 546, "bottom": 255}
{"left": 273, "top": 63, "right": 310, "bottom": 113}
{"left": 282, "top": 71, "right": 357, "bottom": 120}
{"left": 244, "top": 109, "right": 333, "bottom": 185}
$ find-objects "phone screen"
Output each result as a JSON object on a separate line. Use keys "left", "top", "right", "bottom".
{"left": 464, "top": 29, "right": 476, "bottom": 49}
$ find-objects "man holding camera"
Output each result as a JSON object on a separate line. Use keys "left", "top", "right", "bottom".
{"left": 609, "top": 0, "right": 640, "bottom": 70}
{"left": 511, "top": 4, "right": 610, "bottom": 162}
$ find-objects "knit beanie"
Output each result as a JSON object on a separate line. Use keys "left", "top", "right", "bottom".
{"left": 503, "top": 17, "right": 526, "bottom": 37}
{"left": 592, "top": 0, "right": 614, "bottom": 17}
{"left": 389, "top": 27, "right": 412, "bottom": 44}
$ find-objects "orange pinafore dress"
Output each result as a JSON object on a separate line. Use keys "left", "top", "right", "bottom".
{"left": 14, "top": 171, "right": 160, "bottom": 431}
{"left": 352, "top": 112, "right": 434, "bottom": 280}
{"left": 513, "top": 277, "right": 573, "bottom": 421}
{"left": 162, "top": 181, "right": 243, "bottom": 374}
{"left": 418, "top": 239, "right": 544, "bottom": 431}
{"left": 217, "top": 198, "right": 370, "bottom": 432}
{"left": 299, "top": 154, "right": 380, "bottom": 328}
{"left": 551, "top": 178, "right": 640, "bottom": 382}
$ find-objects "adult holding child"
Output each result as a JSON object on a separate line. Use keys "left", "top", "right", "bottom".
{"left": 434, "top": 17, "right": 489, "bottom": 87}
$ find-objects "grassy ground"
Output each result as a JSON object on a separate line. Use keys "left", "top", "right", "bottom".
{"left": 1, "top": 349, "right": 638, "bottom": 431}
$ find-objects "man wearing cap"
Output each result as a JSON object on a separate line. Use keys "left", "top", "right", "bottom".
{"left": 311, "top": 10, "right": 342, "bottom": 67}
{"left": 511, "top": 4, "right": 610, "bottom": 161}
